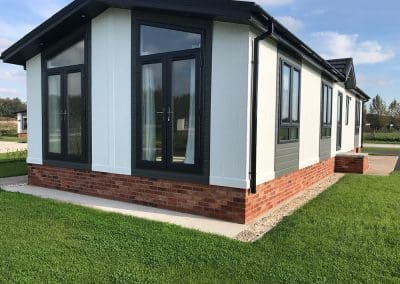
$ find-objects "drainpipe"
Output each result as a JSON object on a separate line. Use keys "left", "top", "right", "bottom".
{"left": 250, "top": 21, "right": 274, "bottom": 194}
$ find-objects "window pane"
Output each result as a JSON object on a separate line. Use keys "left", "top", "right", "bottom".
{"left": 47, "top": 40, "right": 84, "bottom": 69}
{"left": 67, "top": 72, "right": 82, "bottom": 156}
{"left": 171, "top": 59, "right": 196, "bottom": 165}
{"left": 337, "top": 94, "right": 342, "bottom": 124}
{"left": 140, "top": 25, "right": 201, "bottom": 56}
{"left": 48, "top": 75, "right": 62, "bottom": 154}
{"left": 281, "top": 64, "right": 290, "bottom": 123}
{"left": 327, "top": 87, "right": 332, "bottom": 124}
{"left": 279, "top": 127, "right": 290, "bottom": 141}
{"left": 290, "top": 128, "right": 299, "bottom": 140}
{"left": 323, "top": 85, "right": 328, "bottom": 124}
{"left": 346, "top": 97, "right": 350, "bottom": 124}
{"left": 292, "top": 70, "right": 300, "bottom": 123}
{"left": 141, "top": 63, "right": 163, "bottom": 162}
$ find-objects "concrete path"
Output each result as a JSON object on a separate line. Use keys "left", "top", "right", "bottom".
{"left": 364, "top": 143, "right": 400, "bottom": 149}
{"left": 0, "top": 175, "right": 28, "bottom": 186}
{"left": 366, "top": 156, "right": 399, "bottom": 176}
{"left": 1, "top": 184, "right": 246, "bottom": 239}
{"left": 0, "top": 141, "right": 27, "bottom": 153}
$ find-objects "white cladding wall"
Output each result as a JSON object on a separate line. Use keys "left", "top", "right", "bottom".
{"left": 26, "top": 54, "right": 43, "bottom": 165}
{"left": 256, "top": 37, "right": 278, "bottom": 184}
{"left": 209, "top": 21, "right": 252, "bottom": 189}
{"left": 299, "top": 62, "right": 322, "bottom": 168}
{"left": 338, "top": 89, "right": 358, "bottom": 153}
{"left": 91, "top": 8, "right": 132, "bottom": 175}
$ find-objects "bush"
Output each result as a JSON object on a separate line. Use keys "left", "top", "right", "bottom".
{"left": 363, "top": 132, "right": 400, "bottom": 143}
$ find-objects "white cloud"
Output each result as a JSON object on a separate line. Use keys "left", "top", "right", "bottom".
{"left": 0, "top": 88, "right": 17, "bottom": 95}
{"left": 276, "top": 16, "right": 303, "bottom": 32}
{"left": 0, "top": 38, "right": 13, "bottom": 53}
{"left": 0, "top": 21, "right": 34, "bottom": 41}
{"left": 0, "top": 69, "right": 26, "bottom": 81}
{"left": 358, "top": 75, "right": 394, "bottom": 87}
{"left": 311, "top": 32, "right": 395, "bottom": 64}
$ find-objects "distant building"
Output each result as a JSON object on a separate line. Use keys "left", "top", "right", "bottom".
{"left": 15, "top": 109, "right": 27, "bottom": 138}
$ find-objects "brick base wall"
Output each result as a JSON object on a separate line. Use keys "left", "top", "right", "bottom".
{"left": 335, "top": 154, "right": 369, "bottom": 174}
{"left": 18, "top": 133, "right": 27, "bottom": 138}
{"left": 245, "top": 158, "right": 335, "bottom": 222}
{"left": 28, "top": 158, "right": 336, "bottom": 224}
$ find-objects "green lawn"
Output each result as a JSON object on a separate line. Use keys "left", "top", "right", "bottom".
{"left": 0, "top": 136, "right": 27, "bottom": 143}
{"left": 362, "top": 147, "right": 400, "bottom": 156}
{"left": 0, "top": 173, "right": 399, "bottom": 283}
{"left": 0, "top": 151, "right": 27, "bottom": 178}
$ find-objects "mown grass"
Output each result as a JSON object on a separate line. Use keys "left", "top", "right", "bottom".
{"left": 0, "top": 173, "right": 399, "bottom": 283}
{"left": 364, "top": 132, "right": 400, "bottom": 144}
{"left": 0, "top": 150, "right": 27, "bottom": 178}
{"left": 362, "top": 147, "right": 400, "bottom": 156}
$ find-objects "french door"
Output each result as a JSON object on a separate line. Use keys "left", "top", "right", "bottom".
{"left": 337, "top": 93, "right": 343, "bottom": 150}
{"left": 45, "top": 65, "right": 87, "bottom": 163}
{"left": 137, "top": 51, "right": 201, "bottom": 172}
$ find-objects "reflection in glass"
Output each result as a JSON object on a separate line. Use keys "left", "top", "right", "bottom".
{"left": 281, "top": 64, "right": 290, "bottom": 123}
{"left": 140, "top": 25, "right": 201, "bottom": 56}
{"left": 47, "top": 40, "right": 84, "bottom": 69}
{"left": 292, "top": 70, "right": 300, "bottom": 123}
{"left": 142, "top": 63, "right": 163, "bottom": 162}
{"left": 171, "top": 59, "right": 196, "bottom": 164}
{"left": 67, "top": 72, "right": 82, "bottom": 156}
{"left": 48, "top": 75, "right": 62, "bottom": 154}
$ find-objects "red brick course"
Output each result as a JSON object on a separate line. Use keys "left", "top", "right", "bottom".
{"left": 335, "top": 154, "right": 369, "bottom": 174}
{"left": 28, "top": 157, "right": 336, "bottom": 224}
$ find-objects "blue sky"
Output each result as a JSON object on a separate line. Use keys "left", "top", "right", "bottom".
{"left": 0, "top": 0, "right": 399, "bottom": 105}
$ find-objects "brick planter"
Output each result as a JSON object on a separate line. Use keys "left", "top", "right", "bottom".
{"left": 335, "top": 153, "right": 369, "bottom": 174}
{"left": 28, "top": 158, "right": 336, "bottom": 224}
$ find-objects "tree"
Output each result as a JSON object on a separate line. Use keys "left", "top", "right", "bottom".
{"left": 368, "top": 95, "right": 388, "bottom": 130}
{"left": 388, "top": 99, "right": 400, "bottom": 118}
{"left": 0, "top": 98, "right": 26, "bottom": 118}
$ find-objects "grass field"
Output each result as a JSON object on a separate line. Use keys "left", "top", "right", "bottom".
{"left": 364, "top": 132, "right": 400, "bottom": 144}
{"left": 362, "top": 147, "right": 400, "bottom": 156}
{"left": 0, "top": 173, "right": 399, "bottom": 283}
{"left": 0, "top": 151, "right": 27, "bottom": 178}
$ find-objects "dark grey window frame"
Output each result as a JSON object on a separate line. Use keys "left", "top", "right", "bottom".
{"left": 320, "top": 82, "right": 333, "bottom": 139}
{"left": 345, "top": 95, "right": 351, "bottom": 125}
{"left": 41, "top": 24, "right": 91, "bottom": 170}
{"left": 277, "top": 56, "right": 301, "bottom": 144}
{"left": 131, "top": 12, "right": 212, "bottom": 184}
{"left": 355, "top": 99, "right": 361, "bottom": 135}
{"left": 337, "top": 92, "right": 343, "bottom": 150}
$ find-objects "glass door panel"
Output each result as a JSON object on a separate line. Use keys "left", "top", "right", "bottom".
{"left": 337, "top": 94, "right": 343, "bottom": 150}
{"left": 48, "top": 75, "right": 62, "bottom": 154}
{"left": 66, "top": 72, "right": 82, "bottom": 157}
{"left": 141, "top": 63, "right": 164, "bottom": 162}
{"left": 171, "top": 58, "right": 196, "bottom": 165}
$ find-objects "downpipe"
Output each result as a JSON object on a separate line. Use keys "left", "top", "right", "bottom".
{"left": 250, "top": 21, "right": 273, "bottom": 194}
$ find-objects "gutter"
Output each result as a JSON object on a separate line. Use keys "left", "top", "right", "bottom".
{"left": 250, "top": 20, "right": 274, "bottom": 194}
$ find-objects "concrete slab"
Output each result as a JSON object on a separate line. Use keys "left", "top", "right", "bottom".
{"left": 0, "top": 175, "right": 27, "bottom": 186}
{"left": 366, "top": 156, "right": 398, "bottom": 176}
{"left": 364, "top": 143, "right": 400, "bottom": 149}
{"left": 1, "top": 184, "right": 246, "bottom": 239}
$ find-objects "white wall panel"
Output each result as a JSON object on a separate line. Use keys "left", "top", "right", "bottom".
{"left": 91, "top": 8, "right": 132, "bottom": 175}
{"left": 209, "top": 21, "right": 252, "bottom": 189}
{"left": 26, "top": 54, "right": 43, "bottom": 165}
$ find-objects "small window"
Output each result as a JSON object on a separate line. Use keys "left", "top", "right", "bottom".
{"left": 278, "top": 60, "right": 300, "bottom": 143}
{"left": 355, "top": 100, "right": 361, "bottom": 134}
{"left": 140, "top": 25, "right": 201, "bottom": 56}
{"left": 345, "top": 96, "right": 350, "bottom": 125}
{"left": 321, "top": 83, "right": 333, "bottom": 138}
{"left": 47, "top": 40, "right": 84, "bottom": 69}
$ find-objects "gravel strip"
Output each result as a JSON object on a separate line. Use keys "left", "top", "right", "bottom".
{"left": 236, "top": 173, "right": 345, "bottom": 242}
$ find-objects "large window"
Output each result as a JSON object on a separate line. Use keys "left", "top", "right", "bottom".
{"left": 136, "top": 23, "right": 202, "bottom": 172}
{"left": 321, "top": 83, "right": 333, "bottom": 138}
{"left": 43, "top": 33, "right": 89, "bottom": 165}
{"left": 355, "top": 100, "right": 361, "bottom": 134}
{"left": 337, "top": 92, "right": 343, "bottom": 150}
{"left": 278, "top": 60, "right": 300, "bottom": 143}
